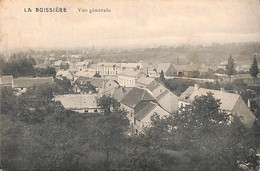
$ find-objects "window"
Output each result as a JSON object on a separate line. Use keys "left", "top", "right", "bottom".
{"left": 94, "top": 109, "right": 98, "bottom": 113}
{"left": 85, "top": 110, "right": 88, "bottom": 113}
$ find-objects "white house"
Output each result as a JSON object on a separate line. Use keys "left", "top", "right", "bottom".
{"left": 55, "top": 94, "right": 102, "bottom": 113}
{"left": 12, "top": 77, "right": 54, "bottom": 94}
{"left": 179, "top": 84, "right": 256, "bottom": 128}
{"left": 96, "top": 62, "right": 122, "bottom": 75}
{"left": 56, "top": 70, "right": 74, "bottom": 80}
{"left": 75, "top": 60, "right": 91, "bottom": 71}
{"left": 134, "top": 101, "right": 169, "bottom": 133}
{"left": 0, "top": 75, "right": 13, "bottom": 87}
{"left": 146, "top": 80, "right": 179, "bottom": 113}
{"left": 119, "top": 87, "right": 169, "bottom": 134}
{"left": 117, "top": 70, "right": 146, "bottom": 87}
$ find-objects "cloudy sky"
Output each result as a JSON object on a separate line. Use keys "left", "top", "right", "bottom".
{"left": 1, "top": 0, "right": 260, "bottom": 51}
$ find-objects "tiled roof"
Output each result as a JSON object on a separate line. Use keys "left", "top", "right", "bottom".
{"left": 75, "top": 76, "right": 117, "bottom": 88}
{"left": 189, "top": 88, "right": 240, "bottom": 111}
{"left": 88, "top": 64, "right": 97, "bottom": 69}
{"left": 0, "top": 75, "right": 13, "bottom": 85}
{"left": 56, "top": 70, "right": 74, "bottom": 78}
{"left": 179, "top": 86, "right": 195, "bottom": 101}
{"left": 55, "top": 94, "right": 100, "bottom": 110}
{"left": 13, "top": 77, "right": 54, "bottom": 88}
{"left": 137, "top": 77, "right": 155, "bottom": 86}
{"left": 146, "top": 80, "right": 161, "bottom": 92}
{"left": 134, "top": 101, "right": 157, "bottom": 121}
{"left": 97, "top": 62, "right": 121, "bottom": 67}
{"left": 156, "top": 90, "right": 170, "bottom": 100}
{"left": 121, "top": 63, "right": 139, "bottom": 68}
{"left": 118, "top": 70, "right": 145, "bottom": 77}
{"left": 121, "top": 87, "right": 155, "bottom": 108}
{"left": 181, "top": 86, "right": 240, "bottom": 111}
{"left": 110, "top": 87, "right": 133, "bottom": 102}
{"left": 174, "top": 64, "right": 196, "bottom": 71}
{"left": 74, "top": 71, "right": 95, "bottom": 77}
{"left": 157, "top": 63, "right": 173, "bottom": 73}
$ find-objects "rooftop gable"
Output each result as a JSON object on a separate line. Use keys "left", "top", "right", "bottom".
{"left": 13, "top": 77, "right": 54, "bottom": 88}
{"left": 121, "top": 87, "right": 155, "bottom": 108}
{"left": 0, "top": 75, "right": 13, "bottom": 85}
{"left": 157, "top": 63, "right": 172, "bottom": 73}
{"left": 55, "top": 94, "right": 100, "bottom": 110}
{"left": 188, "top": 88, "right": 240, "bottom": 111}
{"left": 134, "top": 101, "right": 157, "bottom": 121}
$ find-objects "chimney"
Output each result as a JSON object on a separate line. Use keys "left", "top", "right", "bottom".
{"left": 194, "top": 84, "right": 199, "bottom": 91}
{"left": 220, "top": 87, "right": 225, "bottom": 92}
{"left": 247, "top": 99, "right": 251, "bottom": 108}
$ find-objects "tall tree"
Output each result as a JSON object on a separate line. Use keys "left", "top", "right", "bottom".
{"left": 225, "top": 55, "right": 235, "bottom": 82}
{"left": 159, "top": 70, "right": 165, "bottom": 84}
{"left": 249, "top": 55, "right": 259, "bottom": 83}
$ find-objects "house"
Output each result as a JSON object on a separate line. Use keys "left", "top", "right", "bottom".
{"left": 120, "top": 87, "right": 156, "bottom": 133}
{"left": 179, "top": 84, "right": 256, "bottom": 128}
{"left": 157, "top": 63, "right": 177, "bottom": 76}
{"left": 134, "top": 101, "right": 169, "bottom": 133}
{"left": 104, "top": 86, "right": 133, "bottom": 103}
{"left": 117, "top": 70, "right": 146, "bottom": 87}
{"left": 120, "top": 87, "right": 169, "bottom": 133}
{"left": 136, "top": 76, "right": 155, "bottom": 89}
{"left": 86, "top": 64, "right": 97, "bottom": 73}
{"left": 56, "top": 70, "right": 74, "bottom": 80}
{"left": 174, "top": 64, "right": 197, "bottom": 77}
{"left": 13, "top": 77, "right": 54, "bottom": 93}
{"left": 69, "top": 55, "right": 81, "bottom": 63}
{"left": 75, "top": 60, "right": 91, "bottom": 71}
{"left": 55, "top": 94, "right": 102, "bottom": 113}
{"left": 0, "top": 75, "right": 13, "bottom": 87}
{"left": 146, "top": 80, "right": 179, "bottom": 113}
{"left": 74, "top": 71, "right": 96, "bottom": 80}
{"left": 96, "top": 62, "right": 122, "bottom": 75}
{"left": 53, "top": 60, "right": 70, "bottom": 71}
{"left": 155, "top": 89, "right": 179, "bottom": 113}
{"left": 74, "top": 76, "right": 119, "bottom": 94}
{"left": 147, "top": 68, "right": 158, "bottom": 77}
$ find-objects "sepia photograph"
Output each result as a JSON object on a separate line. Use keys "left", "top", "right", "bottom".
{"left": 0, "top": 0, "right": 260, "bottom": 170}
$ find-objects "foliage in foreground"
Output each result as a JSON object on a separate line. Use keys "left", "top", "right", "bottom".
{"left": 0, "top": 86, "right": 258, "bottom": 170}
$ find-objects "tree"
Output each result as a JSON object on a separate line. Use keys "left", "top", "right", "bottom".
{"left": 54, "top": 77, "right": 72, "bottom": 94}
{"left": 93, "top": 95, "right": 129, "bottom": 169}
{"left": 250, "top": 55, "right": 259, "bottom": 83}
{"left": 2, "top": 56, "right": 36, "bottom": 78}
{"left": 36, "top": 66, "right": 56, "bottom": 77}
{"left": 145, "top": 93, "right": 257, "bottom": 170}
{"left": 159, "top": 70, "right": 165, "bottom": 84}
{"left": 226, "top": 55, "right": 235, "bottom": 82}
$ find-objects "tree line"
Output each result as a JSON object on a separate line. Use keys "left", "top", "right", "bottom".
{"left": 0, "top": 54, "right": 56, "bottom": 78}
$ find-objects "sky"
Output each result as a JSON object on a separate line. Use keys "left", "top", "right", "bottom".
{"left": 0, "top": 0, "right": 260, "bottom": 51}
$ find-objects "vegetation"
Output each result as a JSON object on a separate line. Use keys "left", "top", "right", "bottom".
{"left": 159, "top": 70, "right": 165, "bottom": 84}
{"left": 0, "top": 86, "right": 129, "bottom": 170}
{"left": 226, "top": 55, "right": 236, "bottom": 82}
{"left": 144, "top": 93, "right": 258, "bottom": 170}
{"left": 250, "top": 56, "right": 259, "bottom": 83}
{"left": 0, "top": 54, "right": 56, "bottom": 78}
{"left": 1, "top": 84, "right": 258, "bottom": 170}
